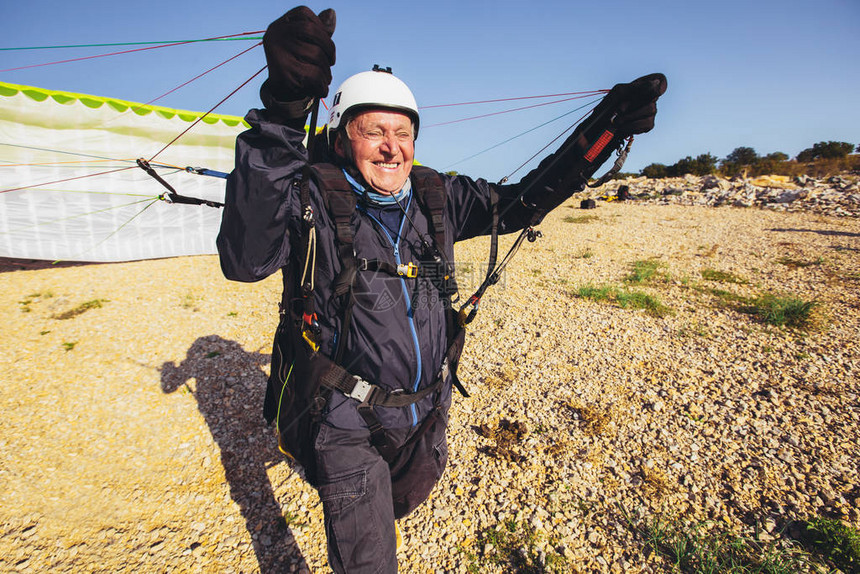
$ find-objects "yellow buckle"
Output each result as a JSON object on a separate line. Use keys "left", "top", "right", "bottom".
{"left": 398, "top": 262, "right": 418, "bottom": 278}
{"left": 302, "top": 328, "right": 320, "bottom": 352}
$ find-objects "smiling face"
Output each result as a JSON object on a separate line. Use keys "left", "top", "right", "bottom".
{"left": 335, "top": 109, "right": 415, "bottom": 195}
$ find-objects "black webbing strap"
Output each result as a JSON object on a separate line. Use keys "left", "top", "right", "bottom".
{"left": 410, "top": 166, "right": 447, "bottom": 249}
{"left": 319, "top": 361, "right": 446, "bottom": 409}
{"left": 359, "top": 258, "right": 417, "bottom": 278}
{"left": 319, "top": 357, "right": 450, "bottom": 464}
{"left": 411, "top": 166, "right": 459, "bottom": 303}
{"left": 486, "top": 187, "right": 500, "bottom": 280}
{"left": 307, "top": 164, "right": 360, "bottom": 362}
{"left": 310, "top": 164, "right": 359, "bottom": 297}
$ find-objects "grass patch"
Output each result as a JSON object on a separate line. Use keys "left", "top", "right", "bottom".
{"left": 563, "top": 214, "right": 599, "bottom": 224}
{"left": 619, "top": 505, "right": 860, "bottom": 574}
{"left": 776, "top": 257, "right": 824, "bottom": 269}
{"left": 575, "top": 284, "right": 672, "bottom": 317}
{"left": 688, "top": 281, "right": 821, "bottom": 332}
{"left": 576, "top": 284, "right": 616, "bottom": 301}
{"left": 740, "top": 294, "right": 818, "bottom": 329}
{"left": 704, "top": 287, "right": 747, "bottom": 306}
{"left": 625, "top": 259, "right": 668, "bottom": 284}
{"left": 52, "top": 299, "right": 109, "bottom": 320}
{"left": 791, "top": 517, "right": 860, "bottom": 574}
{"left": 702, "top": 268, "right": 747, "bottom": 284}
{"left": 621, "top": 509, "right": 820, "bottom": 573}
{"left": 18, "top": 291, "right": 53, "bottom": 313}
{"left": 463, "top": 520, "right": 566, "bottom": 574}
{"left": 616, "top": 290, "right": 668, "bottom": 314}
{"left": 62, "top": 341, "right": 77, "bottom": 352}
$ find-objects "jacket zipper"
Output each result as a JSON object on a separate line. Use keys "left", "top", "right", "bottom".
{"left": 363, "top": 197, "right": 422, "bottom": 426}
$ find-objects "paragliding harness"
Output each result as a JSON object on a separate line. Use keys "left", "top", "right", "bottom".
{"left": 262, "top": 73, "right": 667, "bottom": 482}
{"left": 262, "top": 161, "right": 467, "bottom": 483}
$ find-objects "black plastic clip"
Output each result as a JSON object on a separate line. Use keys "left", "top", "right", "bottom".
{"left": 527, "top": 227, "right": 543, "bottom": 243}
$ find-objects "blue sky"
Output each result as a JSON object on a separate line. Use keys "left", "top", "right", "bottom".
{"left": 2, "top": 0, "right": 858, "bottom": 182}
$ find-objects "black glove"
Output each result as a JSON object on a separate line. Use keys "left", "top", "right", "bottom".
{"left": 263, "top": 6, "right": 336, "bottom": 102}
{"left": 598, "top": 73, "right": 667, "bottom": 137}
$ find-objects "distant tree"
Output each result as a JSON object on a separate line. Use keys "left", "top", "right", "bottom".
{"left": 725, "top": 146, "right": 759, "bottom": 166}
{"left": 641, "top": 163, "right": 668, "bottom": 179}
{"left": 720, "top": 146, "right": 759, "bottom": 177}
{"left": 640, "top": 142, "right": 857, "bottom": 180}
{"left": 692, "top": 153, "right": 718, "bottom": 175}
{"left": 669, "top": 156, "right": 695, "bottom": 176}
{"left": 765, "top": 152, "right": 789, "bottom": 162}
{"left": 796, "top": 141, "right": 854, "bottom": 162}
{"left": 667, "top": 154, "right": 718, "bottom": 177}
{"left": 754, "top": 151, "right": 790, "bottom": 175}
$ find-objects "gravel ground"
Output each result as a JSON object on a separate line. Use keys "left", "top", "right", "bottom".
{"left": 1, "top": 198, "right": 858, "bottom": 573}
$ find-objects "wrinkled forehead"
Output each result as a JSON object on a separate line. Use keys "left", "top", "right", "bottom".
{"left": 347, "top": 108, "right": 415, "bottom": 131}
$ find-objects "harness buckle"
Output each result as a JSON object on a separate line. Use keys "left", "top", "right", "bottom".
{"left": 302, "top": 312, "right": 321, "bottom": 352}
{"left": 397, "top": 262, "right": 418, "bottom": 278}
{"left": 458, "top": 295, "right": 480, "bottom": 327}
{"left": 303, "top": 204, "right": 315, "bottom": 226}
{"left": 346, "top": 377, "right": 373, "bottom": 403}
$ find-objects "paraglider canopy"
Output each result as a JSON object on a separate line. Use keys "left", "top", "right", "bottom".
{"left": 0, "top": 81, "right": 247, "bottom": 262}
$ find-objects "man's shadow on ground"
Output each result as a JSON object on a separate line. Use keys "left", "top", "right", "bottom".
{"left": 160, "top": 335, "right": 308, "bottom": 573}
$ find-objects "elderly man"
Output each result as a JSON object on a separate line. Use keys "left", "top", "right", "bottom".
{"left": 217, "top": 6, "right": 665, "bottom": 573}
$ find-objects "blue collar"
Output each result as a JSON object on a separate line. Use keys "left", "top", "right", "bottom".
{"left": 343, "top": 169, "right": 412, "bottom": 207}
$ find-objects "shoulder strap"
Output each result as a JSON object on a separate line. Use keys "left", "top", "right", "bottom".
{"left": 306, "top": 164, "right": 360, "bottom": 362}
{"left": 410, "top": 165, "right": 447, "bottom": 250}
{"left": 308, "top": 163, "right": 356, "bottom": 243}
{"left": 410, "top": 166, "right": 458, "bottom": 302}
{"left": 308, "top": 164, "right": 358, "bottom": 297}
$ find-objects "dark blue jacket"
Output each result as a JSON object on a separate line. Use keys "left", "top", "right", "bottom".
{"left": 217, "top": 109, "right": 566, "bottom": 430}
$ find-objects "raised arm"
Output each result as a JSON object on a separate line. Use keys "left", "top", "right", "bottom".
{"left": 450, "top": 73, "right": 668, "bottom": 241}
{"left": 217, "top": 6, "right": 336, "bottom": 282}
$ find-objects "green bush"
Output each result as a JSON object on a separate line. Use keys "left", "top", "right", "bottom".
{"left": 741, "top": 294, "right": 817, "bottom": 328}
{"left": 797, "top": 517, "right": 860, "bottom": 574}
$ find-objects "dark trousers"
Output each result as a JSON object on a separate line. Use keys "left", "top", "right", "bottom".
{"left": 313, "top": 407, "right": 448, "bottom": 574}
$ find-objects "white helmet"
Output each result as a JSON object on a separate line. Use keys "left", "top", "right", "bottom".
{"left": 327, "top": 65, "right": 419, "bottom": 142}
